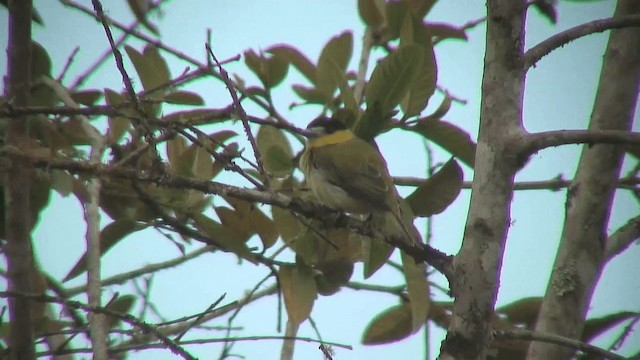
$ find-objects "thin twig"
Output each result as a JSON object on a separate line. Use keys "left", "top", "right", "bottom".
{"left": 57, "top": 47, "right": 80, "bottom": 83}
{"left": 0, "top": 291, "right": 197, "bottom": 360}
{"left": 206, "top": 44, "right": 268, "bottom": 188}
{"left": 494, "top": 328, "right": 626, "bottom": 360}
{"left": 66, "top": 246, "right": 214, "bottom": 296}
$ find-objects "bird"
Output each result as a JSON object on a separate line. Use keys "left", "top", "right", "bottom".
{"left": 299, "top": 115, "right": 418, "bottom": 246}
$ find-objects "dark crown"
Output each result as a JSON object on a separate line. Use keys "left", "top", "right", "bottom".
{"left": 306, "top": 116, "right": 348, "bottom": 134}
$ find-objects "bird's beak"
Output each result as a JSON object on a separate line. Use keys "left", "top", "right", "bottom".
{"left": 302, "top": 126, "right": 324, "bottom": 139}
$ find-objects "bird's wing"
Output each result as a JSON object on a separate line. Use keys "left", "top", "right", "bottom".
{"left": 311, "top": 138, "right": 391, "bottom": 209}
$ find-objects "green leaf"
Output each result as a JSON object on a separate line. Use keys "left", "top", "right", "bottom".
{"left": 50, "top": 170, "right": 73, "bottom": 197}
{"left": 279, "top": 264, "right": 318, "bottom": 327}
{"left": 410, "top": 118, "right": 476, "bottom": 168}
{"left": 582, "top": 311, "right": 638, "bottom": 343}
{"left": 406, "top": 159, "right": 463, "bottom": 217}
{"left": 292, "top": 85, "right": 327, "bottom": 104}
{"left": 425, "top": 22, "right": 468, "bottom": 41}
{"left": 166, "top": 135, "right": 188, "bottom": 172}
{"left": 384, "top": 1, "right": 409, "bottom": 39}
{"left": 192, "top": 213, "right": 256, "bottom": 263}
{"left": 402, "top": 251, "right": 429, "bottom": 333}
{"left": 358, "top": 0, "right": 385, "bottom": 27}
{"left": 315, "top": 259, "right": 354, "bottom": 296}
{"left": 496, "top": 297, "right": 542, "bottom": 328}
{"left": 354, "top": 101, "right": 387, "bottom": 141}
{"left": 244, "top": 49, "right": 289, "bottom": 89}
{"left": 407, "top": 0, "right": 436, "bottom": 19}
{"left": 317, "top": 32, "right": 354, "bottom": 103}
{"left": 531, "top": 0, "right": 557, "bottom": 24}
{"left": 256, "top": 125, "right": 294, "bottom": 177}
{"left": 31, "top": 41, "right": 52, "bottom": 78}
{"left": 125, "top": 45, "right": 170, "bottom": 116}
{"left": 126, "top": 0, "right": 159, "bottom": 35}
{"left": 70, "top": 89, "right": 103, "bottom": 106}
{"left": 362, "top": 236, "right": 394, "bottom": 279}
{"left": 63, "top": 220, "right": 147, "bottom": 282}
{"left": 104, "top": 89, "right": 131, "bottom": 144}
{"left": 124, "top": 45, "right": 170, "bottom": 92}
{"left": 272, "top": 206, "right": 303, "bottom": 243}
{"left": 365, "top": 44, "right": 424, "bottom": 115}
{"left": 105, "top": 294, "right": 137, "bottom": 329}
{"left": 164, "top": 91, "right": 204, "bottom": 106}
{"left": 400, "top": 18, "right": 437, "bottom": 118}
{"left": 362, "top": 304, "right": 414, "bottom": 345}
{"left": 161, "top": 109, "right": 231, "bottom": 124}
{"left": 266, "top": 45, "right": 317, "bottom": 84}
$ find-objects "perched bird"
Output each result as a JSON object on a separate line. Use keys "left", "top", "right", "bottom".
{"left": 299, "top": 116, "right": 417, "bottom": 246}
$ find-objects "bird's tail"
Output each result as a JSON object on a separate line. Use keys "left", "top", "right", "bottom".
{"left": 372, "top": 209, "right": 420, "bottom": 247}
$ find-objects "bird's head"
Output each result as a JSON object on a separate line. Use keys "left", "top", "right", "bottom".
{"left": 305, "top": 116, "right": 349, "bottom": 138}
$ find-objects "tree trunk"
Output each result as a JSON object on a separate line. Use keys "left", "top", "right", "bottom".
{"left": 528, "top": 1, "right": 640, "bottom": 359}
{"left": 4, "top": 0, "right": 35, "bottom": 359}
{"left": 439, "top": 1, "right": 527, "bottom": 359}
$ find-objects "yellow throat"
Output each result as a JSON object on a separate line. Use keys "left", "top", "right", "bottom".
{"left": 308, "top": 129, "right": 354, "bottom": 148}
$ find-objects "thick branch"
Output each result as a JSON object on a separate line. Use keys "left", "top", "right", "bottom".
{"left": 522, "top": 14, "right": 640, "bottom": 70}
{"left": 3, "top": 151, "right": 453, "bottom": 277}
{"left": 529, "top": 2, "right": 640, "bottom": 359}
{"left": 441, "top": 1, "right": 527, "bottom": 359}
{"left": 4, "top": 0, "right": 36, "bottom": 359}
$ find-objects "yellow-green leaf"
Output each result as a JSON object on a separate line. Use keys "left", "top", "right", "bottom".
{"left": 425, "top": 22, "right": 468, "bottom": 41}
{"left": 192, "top": 213, "right": 256, "bottom": 263}
{"left": 358, "top": 0, "right": 385, "bottom": 27}
{"left": 104, "top": 89, "right": 131, "bottom": 144}
{"left": 362, "top": 304, "right": 413, "bottom": 345}
{"left": 161, "top": 109, "right": 231, "bottom": 124}
{"left": 256, "top": 125, "right": 293, "bottom": 177}
{"left": 407, "top": 0, "right": 436, "bottom": 19}
{"left": 71, "top": 89, "right": 103, "bottom": 106}
{"left": 410, "top": 118, "right": 476, "bottom": 168}
{"left": 266, "top": 45, "right": 317, "bottom": 84}
{"left": 317, "top": 31, "right": 353, "bottom": 103}
{"left": 63, "top": 220, "right": 147, "bottom": 282}
{"left": 402, "top": 251, "right": 429, "bottom": 332}
{"left": 365, "top": 44, "right": 424, "bottom": 115}
{"left": 406, "top": 158, "right": 463, "bottom": 217}
{"left": 105, "top": 294, "right": 137, "bottom": 329}
{"left": 362, "top": 236, "right": 394, "bottom": 279}
{"left": 400, "top": 18, "right": 437, "bottom": 118}
{"left": 496, "top": 297, "right": 542, "bottom": 328}
{"left": 164, "top": 91, "right": 204, "bottom": 106}
{"left": 279, "top": 264, "right": 318, "bottom": 327}
{"left": 292, "top": 85, "right": 327, "bottom": 104}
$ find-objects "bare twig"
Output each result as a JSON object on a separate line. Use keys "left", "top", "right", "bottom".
{"left": 66, "top": 247, "right": 213, "bottom": 296}
{"left": 495, "top": 328, "right": 626, "bottom": 360}
{"left": 4, "top": 0, "right": 36, "bottom": 358}
{"left": 394, "top": 175, "right": 640, "bottom": 191}
{"left": 56, "top": 47, "right": 80, "bottom": 83}
{"left": 0, "top": 291, "right": 197, "bottom": 360}
{"left": 522, "top": 14, "right": 640, "bottom": 70}
{"left": 523, "top": 129, "right": 640, "bottom": 155}
{"left": 42, "top": 75, "right": 109, "bottom": 359}
{"left": 206, "top": 44, "right": 268, "bottom": 188}
{"left": 354, "top": 27, "right": 374, "bottom": 104}
{"left": 604, "top": 215, "right": 640, "bottom": 262}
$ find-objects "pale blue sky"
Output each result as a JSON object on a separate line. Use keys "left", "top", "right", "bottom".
{"left": 1, "top": 1, "right": 638, "bottom": 359}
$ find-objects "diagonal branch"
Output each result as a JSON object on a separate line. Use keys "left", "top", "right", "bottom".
{"left": 523, "top": 129, "right": 640, "bottom": 156}
{"left": 521, "top": 14, "right": 640, "bottom": 70}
